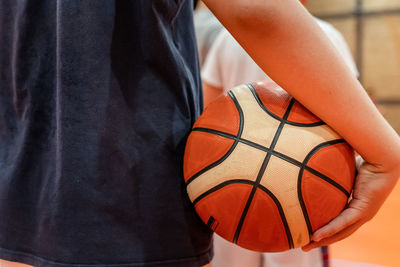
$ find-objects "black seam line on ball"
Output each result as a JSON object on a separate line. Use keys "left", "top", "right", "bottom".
{"left": 192, "top": 180, "right": 293, "bottom": 248}
{"left": 273, "top": 151, "right": 351, "bottom": 197}
{"left": 304, "top": 140, "right": 351, "bottom": 197}
{"left": 257, "top": 183, "right": 293, "bottom": 248}
{"left": 233, "top": 98, "right": 295, "bottom": 249}
{"left": 189, "top": 127, "right": 351, "bottom": 198}
{"left": 191, "top": 127, "right": 267, "bottom": 153}
{"left": 192, "top": 179, "right": 255, "bottom": 206}
{"left": 247, "top": 83, "right": 326, "bottom": 128}
{"left": 185, "top": 91, "right": 244, "bottom": 186}
{"left": 297, "top": 139, "right": 351, "bottom": 240}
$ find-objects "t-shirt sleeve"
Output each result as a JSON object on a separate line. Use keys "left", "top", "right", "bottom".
{"left": 315, "top": 18, "right": 359, "bottom": 77}
{"left": 201, "top": 31, "right": 226, "bottom": 88}
{"left": 194, "top": 10, "right": 224, "bottom": 67}
{"left": 331, "top": 30, "right": 359, "bottom": 78}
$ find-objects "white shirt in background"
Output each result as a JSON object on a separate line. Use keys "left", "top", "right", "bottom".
{"left": 202, "top": 17, "right": 358, "bottom": 91}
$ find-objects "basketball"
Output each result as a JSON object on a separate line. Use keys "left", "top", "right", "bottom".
{"left": 183, "top": 81, "right": 356, "bottom": 252}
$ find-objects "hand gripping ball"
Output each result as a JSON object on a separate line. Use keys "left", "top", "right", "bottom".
{"left": 183, "top": 81, "right": 355, "bottom": 252}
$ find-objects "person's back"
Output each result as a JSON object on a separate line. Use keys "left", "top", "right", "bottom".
{"left": 0, "top": 1, "right": 212, "bottom": 266}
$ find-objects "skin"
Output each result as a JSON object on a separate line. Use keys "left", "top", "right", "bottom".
{"left": 203, "top": 0, "right": 400, "bottom": 250}
{"left": 203, "top": 83, "right": 221, "bottom": 107}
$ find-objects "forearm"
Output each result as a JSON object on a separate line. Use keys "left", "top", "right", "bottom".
{"left": 204, "top": 0, "right": 400, "bottom": 171}
{"left": 203, "top": 82, "right": 223, "bottom": 107}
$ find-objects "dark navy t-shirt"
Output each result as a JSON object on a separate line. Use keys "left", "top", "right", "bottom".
{"left": 0, "top": 0, "right": 212, "bottom": 266}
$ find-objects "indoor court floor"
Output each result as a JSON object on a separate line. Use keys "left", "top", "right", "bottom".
{"left": 330, "top": 181, "right": 400, "bottom": 267}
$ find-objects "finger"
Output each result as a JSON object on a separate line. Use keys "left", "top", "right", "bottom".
{"left": 302, "top": 219, "right": 363, "bottom": 251}
{"left": 311, "top": 205, "right": 362, "bottom": 242}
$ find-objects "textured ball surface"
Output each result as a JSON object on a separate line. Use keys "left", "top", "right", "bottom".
{"left": 183, "top": 81, "right": 355, "bottom": 252}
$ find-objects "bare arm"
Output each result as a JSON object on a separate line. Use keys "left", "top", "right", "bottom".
{"left": 203, "top": 82, "right": 223, "bottom": 107}
{"left": 204, "top": 0, "right": 400, "bottom": 248}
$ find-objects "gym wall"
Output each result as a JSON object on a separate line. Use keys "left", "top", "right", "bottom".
{"left": 308, "top": 0, "right": 400, "bottom": 132}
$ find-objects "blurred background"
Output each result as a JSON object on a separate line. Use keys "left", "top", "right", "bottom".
{"left": 307, "top": 0, "right": 400, "bottom": 133}
{"left": 307, "top": 1, "right": 400, "bottom": 266}
{"left": 196, "top": 0, "right": 400, "bottom": 266}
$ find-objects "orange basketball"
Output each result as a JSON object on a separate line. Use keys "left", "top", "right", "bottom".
{"left": 183, "top": 81, "right": 355, "bottom": 252}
